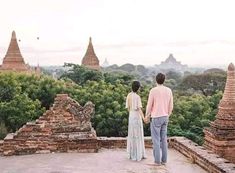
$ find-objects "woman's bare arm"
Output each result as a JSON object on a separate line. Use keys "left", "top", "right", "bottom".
{"left": 139, "top": 108, "right": 145, "bottom": 120}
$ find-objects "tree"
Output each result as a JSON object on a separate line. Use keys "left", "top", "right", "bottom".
{"left": 179, "top": 73, "right": 226, "bottom": 96}
{"left": 0, "top": 73, "right": 20, "bottom": 102}
{"left": 0, "top": 94, "right": 44, "bottom": 132}
{"left": 166, "top": 71, "right": 182, "bottom": 82}
{"left": 61, "top": 63, "right": 103, "bottom": 85}
{"left": 0, "top": 68, "right": 224, "bottom": 145}
{"left": 168, "top": 92, "right": 221, "bottom": 144}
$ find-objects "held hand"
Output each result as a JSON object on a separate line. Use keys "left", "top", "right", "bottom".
{"left": 144, "top": 116, "right": 150, "bottom": 124}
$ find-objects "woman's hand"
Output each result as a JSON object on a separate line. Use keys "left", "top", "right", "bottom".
{"left": 144, "top": 116, "right": 150, "bottom": 124}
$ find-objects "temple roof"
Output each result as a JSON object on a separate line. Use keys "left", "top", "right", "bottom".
{"left": 81, "top": 37, "right": 100, "bottom": 70}
{"left": 165, "top": 54, "right": 177, "bottom": 63}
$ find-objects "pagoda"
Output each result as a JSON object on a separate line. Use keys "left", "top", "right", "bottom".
{"left": 204, "top": 63, "right": 235, "bottom": 163}
{"left": 102, "top": 58, "right": 110, "bottom": 68}
{"left": 158, "top": 54, "right": 188, "bottom": 72}
{"left": 0, "top": 31, "right": 30, "bottom": 72}
{"left": 81, "top": 37, "right": 100, "bottom": 70}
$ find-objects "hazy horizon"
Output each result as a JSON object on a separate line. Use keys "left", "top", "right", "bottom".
{"left": 0, "top": 0, "right": 235, "bottom": 67}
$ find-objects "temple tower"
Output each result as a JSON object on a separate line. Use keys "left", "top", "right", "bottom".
{"left": 81, "top": 37, "right": 100, "bottom": 70}
{"left": 204, "top": 63, "right": 235, "bottom": 163}
{"left": 0, "top": 31, "right": 28, "bottom": 71}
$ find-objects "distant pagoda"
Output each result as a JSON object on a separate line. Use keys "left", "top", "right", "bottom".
{"left": 81, "top": 37, "right": 100, "bottom": 70}
{"left": 0, "top": 31, "right": 40, "bottom": 74}
{"left": 204, "top": 63, "right": 235, "bottom": 163}
{"left": 158, "top": 54, "right": 188, "bottom": 72}
{"left": 102, "top": 58, "right": 110, "bottom": 68}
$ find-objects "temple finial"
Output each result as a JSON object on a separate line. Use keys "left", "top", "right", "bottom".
{"left": 12, "top": 31, "right": 16, "bottom": 39}
{"left": 228, "top": 63, "right": 235, "bottom": 71}
{"left": 89, "top": 37, "right": 92, "bottom": 43}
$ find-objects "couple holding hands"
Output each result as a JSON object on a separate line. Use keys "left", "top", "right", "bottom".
{"left": 126, "top": 73, "right": 173, "bottom": 166}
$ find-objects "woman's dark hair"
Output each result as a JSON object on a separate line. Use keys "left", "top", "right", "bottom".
{"left": 156, "top": 73, "right": 165, "bottom": 84}
{"left": 132, "top": 81, "right": 141, "bottom": 92}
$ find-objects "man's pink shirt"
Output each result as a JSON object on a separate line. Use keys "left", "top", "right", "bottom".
{"left": 146, "top": 85, "right": 173, "bottom": 118}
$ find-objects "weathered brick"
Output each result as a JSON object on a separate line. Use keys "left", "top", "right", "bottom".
{"left": 204, "top": 63, "right": 235, "bottom": 164}
{"left": 1, "top": 94, "right": 98, "bottom": 156}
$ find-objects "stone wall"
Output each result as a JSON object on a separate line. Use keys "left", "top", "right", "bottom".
{"left": 98, "top": 137, "right": 153, "bottom": 149}
{"left": 1, "top": 94, "right": 98, "bottom": 156}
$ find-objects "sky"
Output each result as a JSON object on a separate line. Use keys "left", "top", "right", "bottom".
{"left": 0, "top": 0, "right": 235, "bottom": 68}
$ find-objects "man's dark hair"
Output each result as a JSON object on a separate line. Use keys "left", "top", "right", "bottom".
{"left": 156, "top": 73, "right": 165, "bottom": 84}
{"left": 132, "top": 81, "right": 141, "bottom": 92}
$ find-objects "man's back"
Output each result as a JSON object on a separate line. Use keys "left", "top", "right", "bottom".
{"left": 146, "top": 85, "right": 173, "bottom": 118}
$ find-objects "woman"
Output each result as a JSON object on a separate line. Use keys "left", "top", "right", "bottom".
{"left": 126, "top": 80, "right": 146, "bottom": 161}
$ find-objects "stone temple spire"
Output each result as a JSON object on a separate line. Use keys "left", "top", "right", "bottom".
{"left": 204, "top": 63, "right": 235, "bottom": 163}
{"left": 1, "top": 31, "right": 27, "bottom": 71}
{"left": 220, "top": 63, "right": 235, "bottom": 103}
{"left": 81, "top": 37, "right": 100, "bottom": 70}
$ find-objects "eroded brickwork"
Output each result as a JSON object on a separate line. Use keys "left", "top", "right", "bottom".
{"left": 204, "top": 63, "right": 235, "bottom": 164}
{"left": 2, "top": 94, "right": 98, "bottom": 156}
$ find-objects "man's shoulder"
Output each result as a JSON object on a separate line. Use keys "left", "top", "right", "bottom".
{"left": 164, "top": 85, "right": 172, "bottom": 90}
{"left": 163, "top": 86, "right": 173, "bottom": 94}
{"left": 164, "top": 86, "right": 172, "bottom": 90}
{"left": 150, "top": 87, "right": 157, "bottom": 92}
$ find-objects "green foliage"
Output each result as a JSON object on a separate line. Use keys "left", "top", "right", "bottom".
{"left": 0, "top": 73, "right": 67, "bottom": 137}
{"left": 0, "top": 122, "right": 7, "bottom": 139}
{"left": 0, "top": 67, "right": 224, "bottom": 146}
{"left": 166, "top": 71, "right": 182, "bottom": 82}
{"left": 103, "top": 72, "right": 134, "bottom": 85}
{"left": 0, "top": 94, "right": 44, "bottom": 132}
{"left": 72, "top": 80, "right": 130, "bottom": 137}
{"left": 168, "top": 92, "right": 222, "bottom": 145}
{"left": 179, "top": 73, "right": 226, "bottom": 96}
{"left": 0, "top": 73, "right": 21, "bottom": 101}
{"left": 61, "top": 63, "right": 103, "bottom": 85}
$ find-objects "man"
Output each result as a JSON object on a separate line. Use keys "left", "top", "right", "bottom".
{"left": 145, "top": 73, "right": 173, "bottom": 166}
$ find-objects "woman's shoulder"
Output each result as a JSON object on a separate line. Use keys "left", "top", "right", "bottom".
{"left": 135, "top": 93, "right": 141, "bottom": 99}
{"left": 127, "top": 92, "right": 132, "bottom": 96}
{"left": 127, "top": 92, "right": 140, "bottom": 98}
{"left": 126, "top": 92, "right": 132, "bottom": 98}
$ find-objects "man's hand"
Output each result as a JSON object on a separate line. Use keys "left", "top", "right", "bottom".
{"left": 144, "top": 115, "right": 150, "bottom": 124}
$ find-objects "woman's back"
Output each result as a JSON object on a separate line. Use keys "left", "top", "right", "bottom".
{"left": 126, "top": 91, "right": 146, "bottom": 161}
{"left": 126, "top": 92, "right": 142, "bottom": 112}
